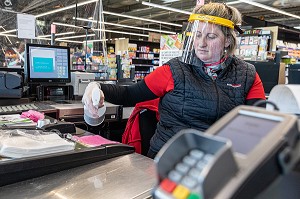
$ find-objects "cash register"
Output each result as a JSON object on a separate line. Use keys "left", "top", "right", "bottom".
{"left": 24, "top": 43, "right": 74, "bottom": 102}
{"left": 153, "top": 105, "right": 300, "bottom": 199}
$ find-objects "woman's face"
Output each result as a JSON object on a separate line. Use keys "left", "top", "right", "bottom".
{"left": 193, "top": 22, "right": 229, "bottom": 63}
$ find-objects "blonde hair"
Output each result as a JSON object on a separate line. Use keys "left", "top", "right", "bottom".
{"left": 193, "top": 3, "right": 242, "bottom": 55}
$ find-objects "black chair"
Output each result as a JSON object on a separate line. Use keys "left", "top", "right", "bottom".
{"left": 139, "top": 109, "right": 158, "bottom": 156}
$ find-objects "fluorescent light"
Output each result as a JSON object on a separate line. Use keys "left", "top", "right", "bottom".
{"left": 35, "top": 0, "right": 98, "bottom": 18}
{"left": 53, "top": 22, "right": 149, "bottom": 37}
{"left": 93, "top": 28, "right": 149, "bottom": 37}
{"left": 0, "top": 29, "right": 17, "bottom": 34}
{"left": 38, "top": 31, "right": 75, "bottom": 38}
{"left": 294, "top": 26, "right": 300, "bottom": 29}
{"left": 103, "top": 10, "right": 182, "bottom": 27}
{"left": 238, "top": 0, "right": 300, "bottom": 20}
{"left": 0, "top": 33, "right": 17, "bottom": 37}
{"left": 55, "top": 39, "right": 83, "bottom": 44}
{"left": 141, "top": 1, "right": 192, "bottom": 15}
{"left": 75, "top": 17, "right": 176, "bottom": 34}
{"left": 162, "top": 0, "right": 180, "bottom": 2}
{"left": 227, "top": 1, "right": 241, "bottom": 5}
{"left": 56, "top": 34, "right": 95, "bottom": 40}
{"left": 87, "top": 39, "right": 109, "bottom": 42}
{"left": 0, "top": 33, "right": 51, "bottom": 41}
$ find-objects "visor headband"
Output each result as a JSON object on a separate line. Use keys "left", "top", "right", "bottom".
{"left": 188, "top": 14, "right": 234, "bottom": 29}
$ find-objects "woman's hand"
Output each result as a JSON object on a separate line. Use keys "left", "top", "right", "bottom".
{"left": 82, "top": 82, "right": 105, "bottom": 117}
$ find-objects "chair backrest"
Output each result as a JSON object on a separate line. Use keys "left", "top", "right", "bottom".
{"left": 139, "top": 109, "right": 158, "bottom": 156}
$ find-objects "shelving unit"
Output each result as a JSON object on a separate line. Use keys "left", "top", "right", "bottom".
{"left": 129, "top": 41, "right": 160, "bottom": 80}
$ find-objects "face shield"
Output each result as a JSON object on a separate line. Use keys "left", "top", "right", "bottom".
{"left": 180, "top": 14, "right": 235, "bottom": 65}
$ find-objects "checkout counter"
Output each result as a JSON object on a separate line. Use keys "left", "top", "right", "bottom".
{"left": 1, "top": 68, "right": 300, "bottom": 199}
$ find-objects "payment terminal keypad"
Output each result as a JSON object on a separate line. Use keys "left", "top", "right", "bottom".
{"left": 154, "top": 149, "right": 214, "bottom": 199}
{"left": 154, "top": 130, "right": 237, "bottom": 199}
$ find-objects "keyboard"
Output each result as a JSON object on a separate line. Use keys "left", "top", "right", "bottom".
{"left": 0, "top": 103, "right": 55, "bottom": 114}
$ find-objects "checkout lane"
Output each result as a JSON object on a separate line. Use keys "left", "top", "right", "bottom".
{"left": 2, "top": 60, "right": 300, "bottom": 198}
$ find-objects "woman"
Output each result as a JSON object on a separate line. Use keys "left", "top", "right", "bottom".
{"left": 82, "top": 3, "right": 265, "bottom": 158}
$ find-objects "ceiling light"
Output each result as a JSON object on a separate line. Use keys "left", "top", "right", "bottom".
{"left": 55, "top": 39, "right": 83, "bottom": 44}
{"left": 162, "top": 0, "right": 180, "bottom": 3}
{"left": 141, "top": 1, "right": 192, "bottom": 15}
{"left": 226, "top": 1, "right": 241, "bottom": 5}
{"left": 0, "top": 33, "right": 17, "bottom": 37}
{"left": 93, "top": 28, "right": 149, "bottom": 37}
{"left": 0, "top": 29, "right": 17, "bottom": 34}
{"left": 75, "top": 17, "right": 177, "bottom": 34}
{"left": 294, "top": 26, "right": 300, "bottom": 29}
{"left": 103, "top": 11, "right": 182, "bottom": 27}
{"left": 87, "top": 39, "right": 109, "bottom": 42}
{"left": 0, "top": 33, "right": 51, "bottom": 41}
{"left": 238, "top": 0, "right": 300, "bottom": 20}
{"left": 56, "top": 34, "right": 95, "bottom": 40}
{"left": 35, "top": 0, "right": 98, "bottom": 18}
{"left": 53, "top": 22, "right": 149, "bottom": 37}
{"left": 38, "top": 31, "right": 75, "bottom": 38}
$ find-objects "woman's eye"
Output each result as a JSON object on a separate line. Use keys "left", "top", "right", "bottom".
{"left": 207, "top": 34, "right": 217, "bottom": 39}
{"left": 196, "top": 33, "right": 202, "bottom": 38}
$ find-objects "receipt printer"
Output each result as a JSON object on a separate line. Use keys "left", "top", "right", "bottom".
{"left": 69, "top": 72, "right": 95, "bottom": 96}
{"left": 0, "top": 71, "right": 22, "bottom": 98}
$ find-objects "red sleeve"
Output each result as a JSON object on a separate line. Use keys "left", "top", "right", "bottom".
{"left": 246, "top": 72, "right": 266, "bottom": 100}
{"left": 144, "top": 65, "right": 174, "bottom": 97}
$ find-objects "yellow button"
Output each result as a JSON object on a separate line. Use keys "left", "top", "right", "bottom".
{"left": 173, "top": 185, "right": 190, "bottom": 199}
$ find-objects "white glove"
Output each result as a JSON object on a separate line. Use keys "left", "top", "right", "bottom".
{"left": 82, "top": 82, "right": 105, "bottom": 117}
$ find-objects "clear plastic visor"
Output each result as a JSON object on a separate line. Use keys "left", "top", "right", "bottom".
{"left": 180, "top": 18, "right": 232, "bottom": 65}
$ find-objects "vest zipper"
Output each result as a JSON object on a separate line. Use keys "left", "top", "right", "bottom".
{"left": 212, "top": 79, "right": 220, "bottom": 121}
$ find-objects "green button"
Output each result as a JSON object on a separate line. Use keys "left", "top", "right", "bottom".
{"left": 187, "top": 193, "right": 202, "bottom": 199}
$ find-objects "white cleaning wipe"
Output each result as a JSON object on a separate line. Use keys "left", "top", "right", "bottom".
{"left": 0, "top": 133, "right": 75, "bottom": 158}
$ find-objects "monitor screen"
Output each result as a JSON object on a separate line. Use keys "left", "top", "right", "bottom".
{"left": 25, "top": 44, "right": 71, "bottom": 83}
{"left": 216, "top": 112, "right": 281, "bottom": 155}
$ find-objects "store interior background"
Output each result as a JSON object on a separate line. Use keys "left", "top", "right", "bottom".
{"left": 1, "top": 1, "right": 300, "bottom": 197}
{"left": 1, "top": 0, "right": 300, "bottom": 87}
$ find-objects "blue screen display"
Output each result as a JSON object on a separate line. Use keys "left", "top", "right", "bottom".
{"left": 27, "top": 45, "right": 70, "bottom": 82}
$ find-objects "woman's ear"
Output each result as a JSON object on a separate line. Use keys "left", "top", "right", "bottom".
{"left": 225, "top": 36, "right": 231, "bottom": 48}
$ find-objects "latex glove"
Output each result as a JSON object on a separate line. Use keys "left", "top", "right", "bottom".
{"left": 82, "top": 82, "right": 105, "bottom": 117}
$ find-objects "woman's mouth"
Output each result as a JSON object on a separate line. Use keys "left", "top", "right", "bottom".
{"left": 197, "top": 49, "right": 208, "bottom": 53}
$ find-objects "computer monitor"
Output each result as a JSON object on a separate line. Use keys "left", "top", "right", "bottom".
{"left": 25, "top": 43, "right": 71, "bottom": 84}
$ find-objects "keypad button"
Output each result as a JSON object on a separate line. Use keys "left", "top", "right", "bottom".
{"left": 181, "top": 176, "right": 197, "bottom": 189}
{"left": 190, "top": 149, "right": 204, "bottom": 160}
{"left": 202, "top": 154, "right": 214, "bottom": 164}
{"left": 196, "top": 161, "right": 206, "bottom": 171}
{"left": 176, "top": 163, "right": 190, "bottom": 174}
{"left": 183, "top": 156, "right": 197, "bottom": 167}
{"left": 188, "top": 168, "right": 202, "bottom": 178}
{"left": 187, "top": 193, "right": 203, "bottom": 199}
{"left": 168, "top": 170, "right": 183, "bottom": 183}
{"left": 172, "top": 185, "right": 190, "bottom": 199}
{"left": 160, "top": 178, "right": 177, "bottom": 193}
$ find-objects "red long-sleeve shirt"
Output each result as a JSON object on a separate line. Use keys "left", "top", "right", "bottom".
{"left": 145, "top": 65, "right": 266, "bottom": 100}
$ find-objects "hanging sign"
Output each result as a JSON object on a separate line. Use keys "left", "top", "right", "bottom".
{"left": 17, "top": 13, "right": 36, "bottom": 39}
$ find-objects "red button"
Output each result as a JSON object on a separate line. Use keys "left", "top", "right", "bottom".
{"left": 160, "top": 178, "right": 177, "bottom": 193}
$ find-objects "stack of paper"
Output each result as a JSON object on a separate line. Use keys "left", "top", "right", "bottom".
{"left": 0, "top": 133, "right": 75, "bottom": 158}
{"left": 0, "top": 114, "right": 36, "bottom": 127}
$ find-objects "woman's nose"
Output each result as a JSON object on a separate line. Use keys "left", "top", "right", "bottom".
{"left": 197, "top": 36, "right": 207, "bottom": 47}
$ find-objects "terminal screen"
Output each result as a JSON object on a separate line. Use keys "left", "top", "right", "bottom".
{"left": 217, "top": 114, "right": 280, "bottom": 155}
{"left": 26, "top": 44, "right": 70, "bottom": 83}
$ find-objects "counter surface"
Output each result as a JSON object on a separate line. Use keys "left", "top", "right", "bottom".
{"left": 0, "top": 153, "right": 156, "bottom": 199}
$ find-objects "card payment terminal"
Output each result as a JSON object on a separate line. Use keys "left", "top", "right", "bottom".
{"left": 153, "top": 105, "right": 300, "bottom": 199}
